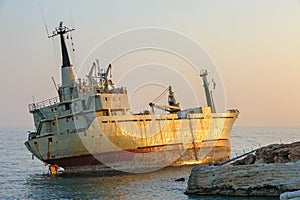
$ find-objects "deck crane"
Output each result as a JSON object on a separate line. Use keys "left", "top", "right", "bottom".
{"left": 149, "top": 86, "right": 181, "bottom": 113}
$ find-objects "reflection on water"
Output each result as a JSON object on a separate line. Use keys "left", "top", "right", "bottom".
{"left": 24, "top": 166, "right": 277, "bottom": 200}
{"left": 24, "top": 166, "right": 193, "bottom": 199}
{"left": 1, "top": 126, "right": 299, "bottom": 199}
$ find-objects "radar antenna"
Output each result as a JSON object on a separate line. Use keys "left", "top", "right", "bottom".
{"left": 48, "top": 21, "right": 75, "bottom": 38}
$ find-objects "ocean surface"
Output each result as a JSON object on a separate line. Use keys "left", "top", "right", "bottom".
{"left": 1, "top": 126, "right": 299, "bottom": 199}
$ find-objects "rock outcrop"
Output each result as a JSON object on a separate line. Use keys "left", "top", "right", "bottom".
{"left": 186, "top": 141, "right": 300, "bottom": 196}
{"left": 186, "top": 161, "right": 300, "bottom": 196}
{"left": 256, "top": 142, "right": 300, "bottom": 163}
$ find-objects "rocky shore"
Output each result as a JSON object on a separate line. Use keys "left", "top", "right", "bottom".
{"left": 185, "top": 141, "right": 300, "bottom": 197}
{"left": 255, "top": 142, "right": 300, "bottom": 164}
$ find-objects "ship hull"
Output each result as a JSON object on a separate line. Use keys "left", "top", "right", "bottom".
{"left": 25, "top": 111, "right": 238, "bottom": 173}
{"left": 42, "top": 145, "right": 229, "bottom": 173}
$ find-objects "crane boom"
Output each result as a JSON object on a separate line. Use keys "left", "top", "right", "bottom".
{"left": 149, "top": 86, "right": 181, "bottom": 113}
{"left": 149, "top": 103, "right": 180, "bottom": 113}
{"left": 104, "top": 64, "right": 114, "bottom": 92}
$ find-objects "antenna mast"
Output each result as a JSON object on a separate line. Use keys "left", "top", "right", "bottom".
{"left": 49, "top": 22, "right": 75, "bottom": 68}
{"left": 49, "top": 22, "right": 76, "bottom": 101}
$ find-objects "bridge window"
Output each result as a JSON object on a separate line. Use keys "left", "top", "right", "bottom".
{"left": 82, "top": 100, "right": 86, "bottom": 110}
{"left": 65, "top": 103, "right": 70, "bottom": 110}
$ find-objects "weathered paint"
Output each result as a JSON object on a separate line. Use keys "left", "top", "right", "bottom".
{"left": 25, "top": 110, "right": 238, "bottom": 172}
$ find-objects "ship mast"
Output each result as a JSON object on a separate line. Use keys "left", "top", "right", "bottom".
{"left": 49, "top": 22, "right": 76, "bottom": 101}
{"left": 200, "top": 70, "right": 216, "bottom": 113}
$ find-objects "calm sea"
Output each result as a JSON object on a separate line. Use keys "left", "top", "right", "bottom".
{"left": 0, "top": 126, "right": 299, "bottom": 199}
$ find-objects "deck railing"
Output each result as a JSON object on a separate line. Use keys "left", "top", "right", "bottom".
{"left": 28, "top": 96, "right": 59, "bottom": 112}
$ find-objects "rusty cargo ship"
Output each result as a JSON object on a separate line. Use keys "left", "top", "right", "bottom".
{"left": 24, "top": 22, "right": 239, "bottom": 174}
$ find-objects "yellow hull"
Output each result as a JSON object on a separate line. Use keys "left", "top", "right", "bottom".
{"left": 25, "top": 109, "right": 238, "bottom": 173}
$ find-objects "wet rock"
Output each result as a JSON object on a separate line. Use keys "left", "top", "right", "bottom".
{"left": 186, "top": 161, "right": 300, "bottom": 196}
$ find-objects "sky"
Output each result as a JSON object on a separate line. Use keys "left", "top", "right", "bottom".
{"left": 0, "top": 0, "right": 300, "bottom": 127}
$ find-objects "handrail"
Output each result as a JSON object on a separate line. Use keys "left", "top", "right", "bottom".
{"left": 28, "top": 96, "right": 59, "bottom": 112}
{"left": 218, "top": 147, "right": 261, "bottom": 166}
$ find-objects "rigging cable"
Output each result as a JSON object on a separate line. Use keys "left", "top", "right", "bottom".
{"left": 38, "top": 0, "right": 59, "bottom": 75}
{"left": 38, "top": 1, "right": 49, "bottom": 37}
{"left": 151, "top": 87, "right": 169, "bottom": 103}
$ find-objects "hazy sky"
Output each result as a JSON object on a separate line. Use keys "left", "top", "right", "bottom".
{"left": 0, "top": 0, "right": 300, "bottom": 127}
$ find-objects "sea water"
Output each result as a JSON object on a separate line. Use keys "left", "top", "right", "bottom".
{"left": 0, "top": 126, "right": 299, "bottom": 199}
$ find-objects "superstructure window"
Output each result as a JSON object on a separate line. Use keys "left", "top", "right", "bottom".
{"left": 82, "top": 100, "right": 86, "bottom": 110}
{"left": 65, "top": 103, "right": 70, "bottom": 110}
